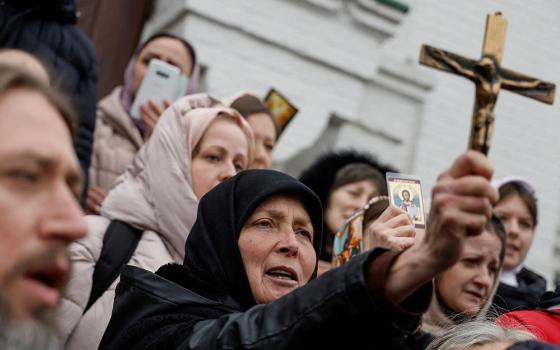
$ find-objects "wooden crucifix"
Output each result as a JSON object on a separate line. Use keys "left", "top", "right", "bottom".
{"left": 419, "top": 12, "right": 556, "bottom": 155}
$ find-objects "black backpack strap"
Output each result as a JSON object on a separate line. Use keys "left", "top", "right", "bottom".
{"left": 84, "top": 220, "right": 142, "bottom": 313}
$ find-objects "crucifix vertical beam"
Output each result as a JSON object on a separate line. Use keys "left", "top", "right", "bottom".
{"left": 481, "top": 12, "right": 508, "bottom": 64}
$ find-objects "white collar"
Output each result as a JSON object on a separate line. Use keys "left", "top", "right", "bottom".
{"left": 499, "top": 265, "right": 524, "bottom": 287}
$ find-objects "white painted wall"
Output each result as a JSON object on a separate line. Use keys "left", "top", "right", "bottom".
{"left": 145, "top": 0, "right": 560, "bottom": 284}
{"left": 386, "top": 0, "right": 560, "bottom": 284}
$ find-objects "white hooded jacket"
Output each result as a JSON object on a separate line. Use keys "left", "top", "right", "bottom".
{"left": 55, "top": 94, "right": 253, "bottom": 350}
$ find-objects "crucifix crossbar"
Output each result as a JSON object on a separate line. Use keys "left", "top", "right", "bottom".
{"left": 419, "top": 12, "right": 556, "bottom": 155}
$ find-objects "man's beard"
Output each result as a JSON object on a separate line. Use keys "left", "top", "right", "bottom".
{"left": 0, "top": 245, "right": 69, "bottom": 350}
{"left": 0, "top": 297, "right": 61, "bottom": 350}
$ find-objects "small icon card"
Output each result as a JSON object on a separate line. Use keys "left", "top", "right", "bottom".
{"left": 386, "top": 172, "right": 426, "bottom": 229}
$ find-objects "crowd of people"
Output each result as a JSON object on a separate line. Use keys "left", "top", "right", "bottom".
{"left": 0, "top": 1, "right": 558, "bottom": 349}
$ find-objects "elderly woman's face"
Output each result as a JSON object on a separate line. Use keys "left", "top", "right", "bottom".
{"left": 131, "top": 37, "right": 194, "bottom": 95}
{"left": 238, "top": 195, "right": 316, "bottom": 304}
{"left": 435, "top": 229, "right": 501, "bottom": 316}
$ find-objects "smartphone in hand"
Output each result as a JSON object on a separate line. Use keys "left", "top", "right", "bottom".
{"left": 130, "top": 59, "right": 185, "bottom": 120}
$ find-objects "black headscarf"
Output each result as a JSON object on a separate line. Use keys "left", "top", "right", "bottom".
{"left": 174, "top": 169, "right": 323, "bottom": 310}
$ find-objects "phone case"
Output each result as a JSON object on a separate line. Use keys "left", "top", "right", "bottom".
{"left": 130, "top": 59, "right": 182, "bottom": 120}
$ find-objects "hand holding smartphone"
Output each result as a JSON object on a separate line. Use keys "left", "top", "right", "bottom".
{"left": 130, "top": 59, "right": 188, "bottom": 120}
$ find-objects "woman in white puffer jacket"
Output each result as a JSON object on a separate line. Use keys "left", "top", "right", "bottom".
{"left": 56, "top": 94, "right": 254, "bottom": 350}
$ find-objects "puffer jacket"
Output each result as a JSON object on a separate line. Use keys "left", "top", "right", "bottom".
{"left": 55, "top": 94, "right": 236, "bottom": 350}
{"left": 89, "top": 86, "right": 144, "bottom": 191}
{"left": 57, "top": 215, "right": 175, "bottom": 349}
{"left": 497, "top": 286, "right": 560, "bottom": 345}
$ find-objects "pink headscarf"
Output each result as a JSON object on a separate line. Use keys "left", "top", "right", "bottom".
{"left": 102, "top": 94, "right": 254, "bottom": 261}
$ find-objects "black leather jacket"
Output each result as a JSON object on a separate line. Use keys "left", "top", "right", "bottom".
{"left": 100, "top": 251, "right": 431, "bottom": 350}
{"left": 101, "top": 171, "right": 433, "bottom": 349}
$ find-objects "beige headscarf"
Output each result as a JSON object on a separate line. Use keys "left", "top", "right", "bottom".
{"left": 101, "top": 93, "right": 254, "bottom": 262}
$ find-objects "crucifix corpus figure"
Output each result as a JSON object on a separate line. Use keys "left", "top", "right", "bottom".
{"left": 419, "top": 11, "right": 556, "bottom": 155}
